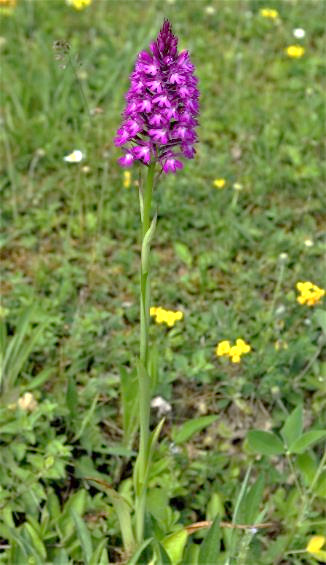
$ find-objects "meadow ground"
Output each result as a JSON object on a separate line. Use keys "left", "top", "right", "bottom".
{"left": 0, "top": 0, "right": 326, "bottom": 563}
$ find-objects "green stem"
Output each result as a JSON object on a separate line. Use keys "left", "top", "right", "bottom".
{"left": 135, "top": 163, "right": 156, "bottom": 544}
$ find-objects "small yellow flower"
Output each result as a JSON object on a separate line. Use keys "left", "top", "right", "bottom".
{"left": 229, "top": 345, "right": 242, "bottom": 363}
{"left": 150, "top": 307, "right": 183, "bottom": 327}
{"left": 296, "top": 281, "right": 325, "bottom": 306}
{"left": 123, "top": 171, "right": 131, "bottom": 189}
{"left": 235, "top": 338, "right": 251, "bottom": 354}
{"left": 0, "top": 0, "right": 16, "bottom": 15}
{"left": 306, "top": 536, "right": 326, "bottom": 561}
{"left": 233, "top": 182, "right": 243, "bottom": 191}
{"left": 306, "top": 536, "right": 326, "bottom": 553}
{"left": 216, "top": 340, "right": 231, "bottom": 357}
{"left": 66, "top": 0, "right": 92, "bottom": 10}
{"left": 216, "top": 339, "right": 251, "bottom": 362}
{"left": 213, "top": 178, "right": 226, "bottom": 189}
{"left": 285, "top": 45, "right": 305, "bottom": 58}
{"left": 260, "top": 8, "right": 279, "bottom": 19}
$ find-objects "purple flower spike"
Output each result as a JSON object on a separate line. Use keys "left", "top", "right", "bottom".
{"left": 114, "top": 19, "right": 199, "bottom": 174}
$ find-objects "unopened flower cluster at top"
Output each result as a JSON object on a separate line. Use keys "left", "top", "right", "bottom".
{"left": 114, "top": 19, "right": 199, "bottom": 174}
{"left": 216, "top": 338, "right": 251, "bottom": 363}
{"left": 296, "top": 281, "right": 325, "bottom": 306}
{"left": 150, "top": 307, "right": 183, "bottom": 327}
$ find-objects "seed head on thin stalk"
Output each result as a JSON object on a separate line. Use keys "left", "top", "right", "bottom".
{"left": 114, "top": 19, "right": 199, "bottom": 173}
{"left": 52, "top": 40, "right": 91, "bottom": 118}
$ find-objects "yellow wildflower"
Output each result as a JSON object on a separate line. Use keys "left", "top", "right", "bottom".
{"left": 235, "top": 338, "right": 251, "bottom": 354}
{"left": 285, "top": 45, "right": 305, "bottom": 58}
{"left": 306, "top": 536, "right": 326, "bottom": 560}
{"left": 0, "top": 0, "right": 16, "bottom": 15}
{"left": 216, "top": 340, "right": 231, "bottom": 356}
{"left": 306, "top": 536, "right": 326, "bottom": 553}
{"left": 216, "top": 338, "right": 251, "bottom": 363}
{"left": 296, "top": 281, "right": 325, "bottom": 306}
{"left": 213, "top": 178, "right": 226, "bottom": 189}
{"left": 66, "top": 0, "right": 92, "bottom": 10}
{"left": 123, "top": 171, "right": 131, "bottom": 189}
{"left": 260, "top": 8, "right": 279, "bottom": 19}
{"left": 150, "top": 307, "right": 183, "bottom": 327}
{"left": 229, "top": 345, "right": 242, "bottom": 363}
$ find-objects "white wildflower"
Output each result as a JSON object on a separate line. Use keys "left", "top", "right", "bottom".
{"left": 18, "top": 392, "right": 38, "bottom": 412}
{"left": 151, "top": 396, "right": 172, "bottom": 417}
{"left": 293, "top": 28, "right": 305, "bottom": 39}
{"left": 63, "top": 150, "right": 84, "bottom": 163}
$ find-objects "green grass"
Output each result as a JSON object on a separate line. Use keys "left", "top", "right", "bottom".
{"left": 1, "top": 0, "right": 326, "bottom": 563}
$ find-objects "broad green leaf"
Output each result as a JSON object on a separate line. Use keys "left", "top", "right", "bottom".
{"left": 63, "top": 489, "right": 87, "bottom": 516}
{"left": 289, "top": 430, "right": 326, "bottom": 454}
{"left": 47, "top": 490, "right": 61, "bottom": 521}
{"left": 147, "top": 488, "right": 170, "bottom": 528}
{"left": 206, "top": 492, "right": 224, "bottom": 522}
{"left": 281, "top": 405, "right": 303, "bottom": 448}
{"left": 66, "top": 373, "right": 78, "bottom": 421}
{"left": 52, "top": 548, "right": 70, "bottom": 564}
{"left": 23, "top": 522, "right": 47, "bottom": 560}
{"left": 296, "top": 453, "right": 317, "bottom": 485}
{"left": 198, "top": 515, "right": 221, "bottom": 564}
{"left": 314, "top": 471, "right": 326, "bottom": 498}
{"left": 241, "top": 475, "right": 265, "bottom": 524}
{"left": 181, "top": 543, "right": 199, "bottom": 565}
{"left": 247, "top": 430, "right": 284, "bottom": 456}
{"left": 71, "top": 509, "right": 93, "bottom": 564}
{"left": 172, "top": 415, "right": 218, "bottom": 445}
{"left": 59, "top": 490, "right": 87, "bottom": 539}
{"left": 173, "top": 242, "right": 193, "bottom": 267}
{"left": 120, "top": 367, "right": 139, "bottom": 447}
{"left": 162, "top": 529, "right": 188, "bottom": 565}
{"left": 314, "top": 309, "right": 326, "bottom": 335}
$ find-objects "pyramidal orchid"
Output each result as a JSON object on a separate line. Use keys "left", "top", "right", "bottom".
{"left": 114, "top": 19, "right": 199, "bottom": 174}
{"left": 112, "top": 21, "right": 199, "bottom": 551}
